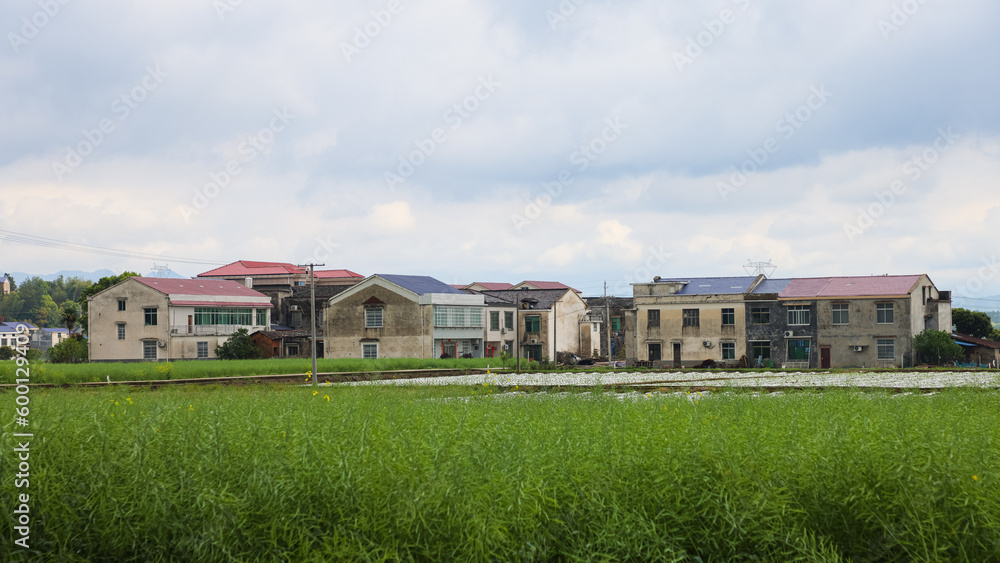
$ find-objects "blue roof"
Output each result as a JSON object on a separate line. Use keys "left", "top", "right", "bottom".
{"left": 0, "top": 321, "right": 34, "bottom": 330}
{"left": 661, "top": 276, "right": 757, "bottom": 295}
{"left": 377, "top": 274, "right": 466, "bottom": 296}
{"left": 752, "top": 278, "right": 793, "bottom": 294}
{"left": 43, "top": 328, "right": 69, "bottom": 333}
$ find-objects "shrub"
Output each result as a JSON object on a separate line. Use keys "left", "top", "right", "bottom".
{"left": 0, "top": 345, "right": 13, "bottom": 360}
{"left": 912, "top": 329, "right": 964, "bottom": 365}
{"left": 46, "top": 336, "right": 88, "bottom": 363}
{"left": 215, "top": 328, "right": 263, "bottom": 360}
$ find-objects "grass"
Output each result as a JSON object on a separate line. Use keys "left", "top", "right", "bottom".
{"left": 0, "top": 357, "right": 502, "bottom": 385}
{"left": 1, "top": 385, "right": 998, "bottom": 561}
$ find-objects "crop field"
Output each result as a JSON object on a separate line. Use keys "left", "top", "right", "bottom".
{"left": 0, "top": 357, "right": 500, "bottom": 385}
{"left": 2, "top": 384, "right": 998, "bottom": 561}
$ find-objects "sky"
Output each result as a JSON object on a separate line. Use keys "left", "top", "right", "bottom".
{"left": 1, "top": 0, "right": 999, "bottom": 298}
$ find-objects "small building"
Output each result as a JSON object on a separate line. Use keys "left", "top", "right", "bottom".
{"left": 325, "top": 274, "right": 486, "bottom": 359}
{"left": 251, "top": 330, "right": 315, "bottom": 358}
{"left": 583, "top": 296, "right": 633, "bottom": 359}
{"left": 30, "top": 327, "right": 71, "bottom": 354}
{"left": 479, "top": 288, "right": 589, "bottom": 361}
{"left": 88, "top": 277, "right": 272, "bottom": 362}
{"left": 950, "top": 333, "right": 1000, "bottom": 367}
{"left": 1, "top": 274, "right": 11, "bottom": 296}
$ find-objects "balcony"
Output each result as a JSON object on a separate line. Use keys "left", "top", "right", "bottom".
{"left": 170, "top": 325, "right": 246, "bottom": 336}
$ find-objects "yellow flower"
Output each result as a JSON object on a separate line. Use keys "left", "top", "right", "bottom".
{"left": 324, "top": 395, "right": 330, "bottom": 401}
{"left": 313, "top": 391, "right": 318, "bottom": 396}
{"left": 973, "top": 475, "right": 979, "bottom": 481}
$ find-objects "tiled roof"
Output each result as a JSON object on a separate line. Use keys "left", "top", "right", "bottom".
{"left": 952, "top": 333, "right": 1000, "bottom": 349}
{"left": 198, "top": 261, "right": 304, "bottom": 277}
{"left": 313, "top": 269, "right": 363, "bottom": 279}
{"left": 515, "top": 281, "right": 580, "bottom": 292}
{"left": 169, "top": 300, "right": 273, "bottom": 308}
{"left": 481, "top": 289, "right": 570, "bottom": 310}
{"left": 254, "top": 330, "right": 314, "bottom": 340}
{"left": 752, "top": 278, "right": 793, "bottom": 295}
{"left": 133, "top": 277, "right": 271, "bottom": 299}
{"left": 780, "top": 275, "right": 922, "bottom": 299}
{"left": 469, "top": 282, "right": 514, "bottom": 290}
{"left": 377, "top": 274, "right": 467, "bottom": 296}
{"left": 659, "top": 276, "right": 758, "bottom": 295}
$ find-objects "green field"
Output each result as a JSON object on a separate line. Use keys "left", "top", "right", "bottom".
{"left": 0, "top": 357, "right": 505, "bottom": 385}
{"left": 1, "top": 385, "right": 998, "bottom": 561}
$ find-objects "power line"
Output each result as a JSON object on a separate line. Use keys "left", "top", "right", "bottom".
{"left": 0, "top": 229, "right": 225, "bottom": 266}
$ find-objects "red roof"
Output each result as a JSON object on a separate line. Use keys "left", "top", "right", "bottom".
{"left": 198, "top": 260, "right": 304, "bottom": 277}
{"left": 780, "top": 275, "right": 922, "bottom": 299}
{"left": 170, "top": 301, "right": 273, "bottom": 308}
{"left": 133, "top": 277, "right": 271, "bottom": 299}
{"left": 313, "top": 269, "right": 363, "bottom": 279}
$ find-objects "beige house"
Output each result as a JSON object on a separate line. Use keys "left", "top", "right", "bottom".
{"left": 325, "top": 274, "right": 486, "bottom": 359}
{"left": 479, "top": 288, "right": 590, "bottom": 361}
{"left": 88, "top": 277, "right": 272, "bottom": 362}
{"left": 628, "top": 276, "right": 762, "bottom": 367}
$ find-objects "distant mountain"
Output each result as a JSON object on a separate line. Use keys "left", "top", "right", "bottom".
{"left": 7, "top": 269, "right": 117, "bottom": 283}
{"left": 952, "top": 295, "right": 1000, "bottom": 313}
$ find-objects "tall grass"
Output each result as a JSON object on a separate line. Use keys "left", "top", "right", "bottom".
{"left": 2, "top": 386, "right": 998, "bottom": 561}
{"left": 0, "top": 357, "right": 500, "bottom": 385}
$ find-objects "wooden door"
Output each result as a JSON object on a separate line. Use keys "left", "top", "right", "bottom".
{"left": 672, "top": 343, "right": 682, "bottom": 368}
{"left": 821, "top": 347, "right": 831, "bottom": 369}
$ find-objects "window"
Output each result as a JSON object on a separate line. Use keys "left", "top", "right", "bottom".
{"left": 197, "top": 341, "right": 209, "bottom": 359}
{"left": 593, "top": 323, "right": 599, "bottom": 332}
{"left": 750, "top": 307, "right": 770, "bottom": 325}
{"left": 525, "top": 315, "right": 540, "bottom": 333}
{"left": 433, "top": 307, "right": 483, "bottom": 328}
{"left": 832, "top": 304, "right": 849, "bottom": 325}
{"left": 504, "top": 311, "right": 514, "bottom": 330}
{"left": 877, "top": 303, "right": 894, "bottom": 324}
{"left": 365, "top": 307, "right": 383, "bottom": 328}
{"left": 117, "top": 324, "right": 125, "bottom": 340}
{"left": 722, "top": 342, "right": 735, "bottom": 360}
{"left": 143, "top": 341, "right": 157, "bottom": 361}
{"left": 787, "top": 305, "right": 810, "bottom": 326}
{"left": 194, "top": 308, "right": 253, "bottom": 326}
{"left": 647, "top": 309, "right": 660, "bottom": 328}
{"left": 877, "top": 339, "right": 895, "bottom": 360}
{"left": 363, "top": 343, "right": 378, "bottom": 359}
{"left": 144, "top": 308, "right": 157, "bottom": 326}
{"left": 490, "top": 311, "right": 500, "bottom": 331}
{"left": 287, "top": 344, "right": 300, "bottom": 356}
{"left": 722, "top": 308, "right": 735, "bottom": 326}
{"left": 117, "top": 299, "right": 126, "bottom": 311}
{"left": 612, "top": 317, "right": 621, "bottom": 331}
{"left": 290, "top": 310, "right": 303, "bottom": 327}
{"left": 256, "top": 309, "right": 267, "bottom": 327}
{"left": 750, "top": 341, "right": 771, "bottom": 360}
{"left": 787, "top": 339, "right": 810, "bottom": 361}
{"left": 682, "top": 309, "right": 700, "bottom": 327}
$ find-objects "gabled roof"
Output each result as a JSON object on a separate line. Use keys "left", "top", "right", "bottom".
{"left": 133, "top": 277, "right": 271, "bottom": 299}
{"left": 198, "top": 261, "right": 304, "bottom": 277}
{"left": 481, "top": 289, "right": 574, "bottom": 310}
{"left": 467, "top": 282, "right": 514, "bottom": 291}
{"left": 658, "top": 276, "right": 758, "bottom": 295}
{"left": 514, "top": 281, "right": 580, "bottom": 293}
{"left": 377, "top": 274, "right": 467, "bottom": 296}
{"left": 780, "top": 275, "right": 923, "bottom": 299}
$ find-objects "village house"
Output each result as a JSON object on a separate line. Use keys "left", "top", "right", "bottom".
{"left": 87, "top": 277, "right": 272, "bottom": 362}
{"left": 584, "top": 296, "right": 633, "bottom": 359}
{"left": 325, "top": 274, "right": 486, "bottom": 359}
{"left": 479, "top": 288, "right": 589, "bottom": 361}
{"left": 951, "top": 333, "right": 1000, "bottom": 367}
{"left": 30, "top": 327, "right": 71, "bottom": 354}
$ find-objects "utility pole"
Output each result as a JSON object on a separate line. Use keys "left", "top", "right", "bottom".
{"left": 605, "top": 282, "right": 612, "bottom": 365}
{"left": 298, "top": 263, "right": 324, "bottom": 386}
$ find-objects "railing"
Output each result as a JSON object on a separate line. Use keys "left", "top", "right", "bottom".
{"left": 170, "top": 325, "right": 249, "bottom": 336}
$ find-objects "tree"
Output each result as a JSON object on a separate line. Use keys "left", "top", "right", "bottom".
{"left": 78, "top": 271, "right": 141, "bottom": 334}
{"left": 46, "top": 336, "right": 88, "bottom": 363}
{"left": 60, "top": 301, "right": 82, "bottom": 332}
{"left": 912, "top": 329, "right": 965, "bottom": 365}
{"left": 215, "top": 328, "right": 262, "bottom": 360}
{"left": 952, "top": 308, "right": 993, "bottom": 339}
{"left": 0, "top": 346, "right": 14, "bottom": 360}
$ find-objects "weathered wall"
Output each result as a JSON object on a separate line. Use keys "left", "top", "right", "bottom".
{"left": 325, "top": 284, "right": 430, "bottom": 359}
{"left": 89, "top": 279, "right": 170, "bottom": 362}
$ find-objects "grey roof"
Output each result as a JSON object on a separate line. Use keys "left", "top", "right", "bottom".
{"left": 482, "top": 293, "right": 516, "bottom": 305}
{"left": 752, "top": 278, "right": 793, "bottom": 295}
{"left": 290, "top": 285, "right": 352, "bottom": 299}
{"left": 481, "top": 289, "right": 569, "bottom": 310}
{"left": 659, "top": 276, "right": 758, "bottom": 295}
{"left": 377, "top": 274, "right": 466, "bottom": 296}
{"left": 584, "top": 296, "right": 634, "bottom": 309}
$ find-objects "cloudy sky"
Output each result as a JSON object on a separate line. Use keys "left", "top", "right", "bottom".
{"left": 2, "top": 0, "right": 998, "bottom": 298}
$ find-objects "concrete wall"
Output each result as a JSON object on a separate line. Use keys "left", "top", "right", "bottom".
{"left": 325, "top": 283, "right": 430, "bottom": 359}
{"left": 89, "top": 279, "right": 170, "bottom": 362}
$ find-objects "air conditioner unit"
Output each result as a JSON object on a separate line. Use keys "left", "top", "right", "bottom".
{"left": 703, "top": 340, "right": 712, "bottom": 348}
{"left": 784, "top": 331, "right": 794, "bottom": 338}
{"left": 853, "top": 346, "right": 864, "bottom": 352}
{"left": 157, "top": 340, "right": 167, "bottom": 348}
{"left": 530, "top": 338, "right": 537, "bottom": 344}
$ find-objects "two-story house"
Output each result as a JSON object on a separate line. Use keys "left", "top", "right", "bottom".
{"left": 88, "top": 277, "right": 273, "bottom": 362}
{"left": 325, "top": 274, "right": 486, "bottom": 359}
{"left": 479, "top": 288, "right": 589, "bottom": 361}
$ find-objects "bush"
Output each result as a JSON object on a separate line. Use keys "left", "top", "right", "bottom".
{"left": 46, "top": 336, "right": 89, "bottom": 364}
{"left": 0, "top": 346, "right": 13, "bottom": 360}
{"left": 912, "top": 329, "right": 964, "bottom": 365}
{"left": 215, "top": 328, "right": 263, "bottom": 360}
{"left": 25, "top": 348, "right": 42, "bottom": 361}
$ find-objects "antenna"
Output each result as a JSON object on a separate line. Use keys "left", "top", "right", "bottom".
{"left": 743, "top": 259, "right": 777, "bottom": 278}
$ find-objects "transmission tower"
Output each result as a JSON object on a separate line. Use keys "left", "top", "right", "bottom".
{"left": 743, "top": 259, "right": 777, "bottom": 278}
